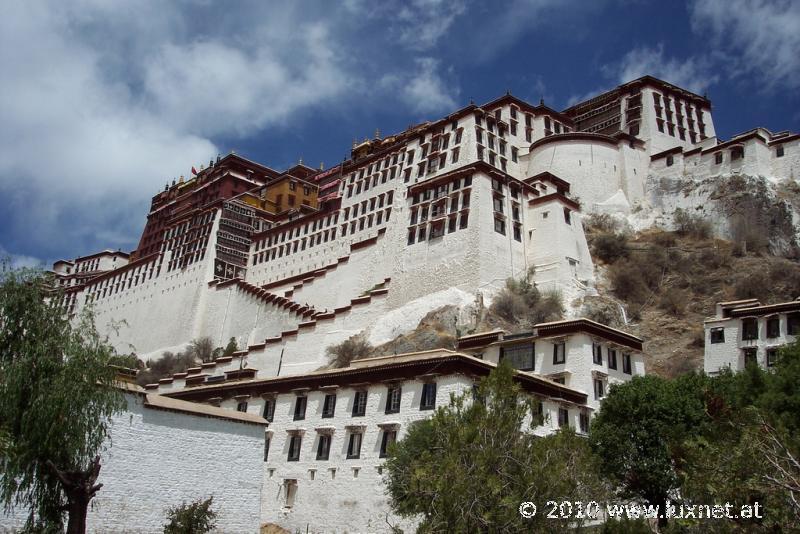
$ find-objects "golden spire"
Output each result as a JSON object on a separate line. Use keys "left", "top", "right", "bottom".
{"left": 299, "top": 156, "right": 304, "bottom": 165}
{"left": 374, "top": 128, "right": 381, "bottom": 139}
{"left": 179, "top": 175, "right": 184, "bottom": 183}
{"left": 319, "top": 162, "right": 325, "bottom": 170}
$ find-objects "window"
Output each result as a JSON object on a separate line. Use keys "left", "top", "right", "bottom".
{"left": 776, "top": 145, "right": 785, "bottom": 158}
{"left": 451, "top": 147, "right": 460, "bottom": 163}
{"left": 501, "top": 343, "right": 535, "bottom": 371}
{"left": 347, "top": 432, "right": 362, "bottom": 459}
{"left": 563, "top": 208, "right": 571, "bottom": 225}
{"left": 666, "top": 155, "right": 674, "bottom": 167}
{"left": 459, "top": 212, "right": 469, "bottom": 229}
{"left": 766, "top": 316, "right": 780, "bottom": 339}
{"left": 287, "top": 435, "right": 302, "bottom": 461}
{"left": 608, "top": 349, "right": 617, "bottom": 370}
{"left": 622, "top": 353, "right": 632, "bottom": 374}
{"left": 709, "top": 327, "right": 725, "bottom": 344}
{"left": 553, "top": 342, "right": 566, "bottom": 364}
{"left": 448, "top": 217, "right": 457, "bottom": 233}
{"left": 714, "top": 152, "right": 723, "bottom": 164}
{"left": 494, "top": 218, "right": 506, "bottom": 235}
{"left": 283, "top": 479, "right": 298, "bottom": 508}
{"left": 380, "top": 430, "right": 397, "bottom": 458}
{"left": 511, "top": 146, "right": 518, "bottom": 162}
{"left": 420, "top": 383, "right": 437, "bottom": 410}
{"left": 579, "top": 412, "right": 590, "bottom": 433}
{"left": 558, "top": 407, "right": 569, "bottom": 428}
{"left": 593, "top": 379, "right": 605, "bottom": 400}
{"left": 316, "top": 434, "right": 331, "bottom": 460}
{"left": 236, "top": 401, "right": 248, "bottom": 413}
{"left": 592, "top": 343, "right": 603, "bottom": 365}
{"left": 513, "top": 224, "right": 521, "bottom": 242}
{"left": 407, "top": 229, "right": 416, "bottom": 245}
{"left": 385, "top": 386, "right": 402, "bottom": 414}
{"left": 264, "top": 435, "right": 271, "bottom": 462}
{"left": 731, "top": 147, "right": 744, "bottom": 160}
{"left": 743, "top": 347, "right": 758, "bottom": 367}
{"left": 767, "top": 348, "right": 779, "bottom": 367}
{"left": 322, "top": 393, "right": 337, "bottom": 418}
{"left": 352, "top": 391, "right": 368, "bottom": 416}
{"left": 742, "top": 318, "right": 758, "bottom": 341}
{"left": 293, "top": 396, "right": 307, "bottom": 421}
{"left": 789, "top": 313, "right": 800, "bottom": 335}
{"left": 493, "top": 197, "right": 504, "bottom": 213}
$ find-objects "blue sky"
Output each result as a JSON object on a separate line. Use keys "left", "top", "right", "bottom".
{"left": 1, "top": 0, "right": 799, "bottom": 267}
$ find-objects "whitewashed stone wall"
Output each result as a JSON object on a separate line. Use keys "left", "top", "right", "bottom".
{"left": 0, "top": 392, "right": 265, "bottom": 533}
{"left": 704, "top": 312, "right": 798, "bottom": 374}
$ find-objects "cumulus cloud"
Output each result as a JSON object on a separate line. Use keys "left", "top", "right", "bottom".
{"left": 395, "top": 0, "right": 468, "bottom": 51}
{"left": 691, "top": 0, "right": 800, "bottom": 90}
{"left": 613, "top": 44, "right": 718, "bottom": 94}
{"left": 381, "top": 58, "right": 460, "bottom": 115}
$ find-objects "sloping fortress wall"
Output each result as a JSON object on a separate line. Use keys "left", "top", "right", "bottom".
{"left": 52, "top": 75, "right": 799, "bottom": 371}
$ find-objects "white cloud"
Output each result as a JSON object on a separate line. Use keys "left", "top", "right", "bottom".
{"left": 691, "top": 0, "right": 800, "bottom": 90}
{"left": 612, "top": 44, "right": 718, "bottom": 94}
{"left": 0, "top": 245, "right": 45, "bottom": 270}
{"left": 392, "top": 58, "right": 460, "bottom": 115}
{"left": 395, "top": 0, "right": 468, "bottom": 51}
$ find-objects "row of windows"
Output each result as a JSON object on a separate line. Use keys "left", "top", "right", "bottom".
{"left": 271, "top": 427, "right": 398, "bottom": 464}
{"left": 500, "top": 342, "right": 633, "bottom": 374}
{"left": 710, "top": 313, "right": 800, "bottom": 343}
{"left": 742, "top": 346, "right": 780, "bottom": 368}
{"left": 257, "top": 383, "right": 438, "bottom": 423}
{"left": 407, "top": 212, "right": 469, "bottom": 244}
{"left": 254, "top": 212, "right": 339, "bottom": 251}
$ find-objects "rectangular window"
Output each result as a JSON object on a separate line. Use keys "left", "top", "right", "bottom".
{"left": 352, "top": 391, "right": 367, "bottom": 417}
{"left": 501, "top": 343, "right": 535, "bottom": 371}
{"left": 766, "top": 316, "right": 780, "bottom": 339}
{"left": 710, "top": 327, "right": 725, "bottom": 344}
{"left": 385, "top": 386, "right": 402, "bottom": 414}
{"left": 579, "top": 412, "right": 590, "bottom": 434}
{"left": 767, "top": 348, "right": 779, "bottom": 367}
{"left": 316, "top": 434, "right": 331, "bottom": 460}
{"left": 511, "top": 146, "right": 518, "bottom": 162}
{"left": 493, "top": 197, "right": 504, "bottom": 213}
{"left": 407, "top": 229, "right": 416, "bottom": 245}
{"left": 593, "top": 343, "right": 603, "bottom": 365}
{"left": 594, "top": 379, "right": 605, "bottom": 400}
{"left": 380, "top": 430, "right": 397, "bottom": 458}
{"left": 777, "top": 145, "right": 785, "bottom": 158}
{"left": 347, "top": 432, "right": 363, "bottom": 459}
{"left": 322, "top": 393, "right": 337, "bottom": 418}
{"left": 558, "top": 407, "right": 569, "bottom": 428}
{"left": 420, "top": 383, "right": 437, "bottom": 410}
{"left": 263, "top": 398, "right": 275, "bottom": 422}
{"left": 288, "top": 435, "right": 302, "bottom": 461}
{"left": 553, "top": 342, "right": 566, "bottom": 364}
{"left": 789, "top": 313, "right": 800, "bottom": 335}
{"left": 714, "top": 152, "right": 722, "bottom": 164}
{"left": 448, "top": 216, "right": 457, "bottom": 233}
{"left": 622, "top": 353, "right": 632, "bottom": 374}
{"left": 237, "top": 401, "right": 248, "bottom": 413}
{"left": 459, "top": 212, "right": 469, "bottom": 229}
{"left": 743, "top": 347, "right": 758, "bottom": 367}
{"left": 563, "top": 208, "right": 572, "bottom": 225}
{"left": 742, "top": 318, "right": 758, "bottom": 341}
{"left": 293, "top": 396, "right": 307, "bottom": 421}
{"left": 513, "top": 224, "right": 521, "bottom": 242}
{"left": 284, "top": 479, "right": 298, "bottom": 507}
{"left": 264, "top": 435, "right": 271, "bottom": 462}
{"left": 494, "top": 218, "right": 506, "bottom": 235}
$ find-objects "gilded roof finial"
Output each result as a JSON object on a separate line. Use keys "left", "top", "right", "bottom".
{"left": 374, "top": 128, "right": 380, "bottom": 139}
{"left": 179, "top": 175, "right": 184, "bottom": 183}
{"left": 319, "top": 162, "right": 325, "bottom": 170}
{"left": 299, "top": 157, "right": 303, "bottom": 165}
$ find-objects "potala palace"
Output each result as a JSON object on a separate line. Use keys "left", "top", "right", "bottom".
{"left": 5, "top": 75, "right": 800, "bottom": 532}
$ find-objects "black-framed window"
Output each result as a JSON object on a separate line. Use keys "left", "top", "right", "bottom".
{"left": 287, "top": 435, "right": 302, "bottom": 461}
{"left": 236, "top": 401, "right": 248, "bottom": 413}
{"left": 501, "top": 342, "right": 535, "bottom": 371}
{"left": 608, "top": 349, "right": 617, "bottom": 370}
{"left": 766, "top": 316, "right": 780, "bottom": 339}
{"left": 322, "top": 394, "right": 337, "bottom": 418}
{"left": 293, "top": 396, "right": 307, "bottom": 421}
{"left": 420, "top": 383, "right": 437, "bottom": 410}
{"left": 352, "top": 391, "right": 368, "bottom": 417}
{"left": 380, "top": 430, "right": 397, "bottom": 458}
{"left": 593, "top": 379, "right": 605, "bottom": 400}
{"left": 316, "top": 434, "right": 331, "bottom": 460}
{"left": 579, "top": 412, "right": 590, "bottom": 434}
{"left": 742, "top": 318, "right": 758, "bottom": 341}
{"left": 622, "top": 353, "right": 632, "bottom": 375}
{"left": 558, "top": 407, "right": 569, "bottom": 428}
{"left": 767, "top": 348, "right": 779, "bottom": 367}
{"left": 743, "top": 347, "right": 758, "bottom": 367}
{"left": 592, "top": 343, "right": 603, "bottom": 365}
{"left": 553, "top": 342, "right": 566, "bottom": 364}
{"left": 710, "top": 327, "right": 725, "bottom": 344}
{"left": 789, "top": 313, "right": 800, "bottom": 335}
{"left": 264, "top": 435, "right": 271, "bottom": 462}
{"left": 347, "top": 432, "right": 363, "bottom": 459}
{"left": 385, "top": 386, "right": 402, "bottom": 414}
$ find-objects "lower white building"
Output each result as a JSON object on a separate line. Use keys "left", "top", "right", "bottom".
{"left": 0, "top": 386, "right": 267, "bottom": 534}
{"left": 704, "top": 298, "right": 800, "bottom": 374}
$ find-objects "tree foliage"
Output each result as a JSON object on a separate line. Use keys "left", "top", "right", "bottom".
{"left": 163, "top": 496, "right": 217, "bottom": 534}
{"left": 491, "top": 267, "right": 564, "bottom": 326}
{"left": 385, "top": 362, "right": 609, "bottom": 532}
{"left": 325, "top": 334, "right": 373, "bottom": 368}
{"left": 0, "top": 264, "right": 124, "bottom": 532}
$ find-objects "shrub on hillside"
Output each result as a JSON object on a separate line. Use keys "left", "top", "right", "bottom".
{"left": 136, "top": 351, "right": 197, "bottom": 386}
{"left": 584, "top": 213, "right": 620, "bottom": 234}
{"left": 609, "top": 259, "right": 653, "bottom": 307}
{"left": 673, "top": 208, "right": 712, "bottom": 239}
{"left": 591, "top": 232, "right": 629, "bottom": 264}
{"left": 164, "top": 497, "right": 217, "bottom": 534}
{"left": 490, "top": 269, "right": 564, "bottom": 326}
{"left": 326, "top": 335, "right": 374, "bottom": 368}
{"left": 659, "top": 288, "right": 687, "bottom": 317}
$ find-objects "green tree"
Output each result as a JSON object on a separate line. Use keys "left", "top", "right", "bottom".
{"left": 385, "top": 362, "right": 609, "bottom": 532}
{"left": 163, "top": 496, "right": 217, "bottom": 534}
{"left": 222, "top": 337, "right": 238, "bottom": 357}
{"left": 589, "top": 374, "right": 709, "bottom": 524}
{"left": 0, "top": 265, "right": 124, "bottom": 533}
{"left": 186, "top": 337, "right": 216, "bottom": 363}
